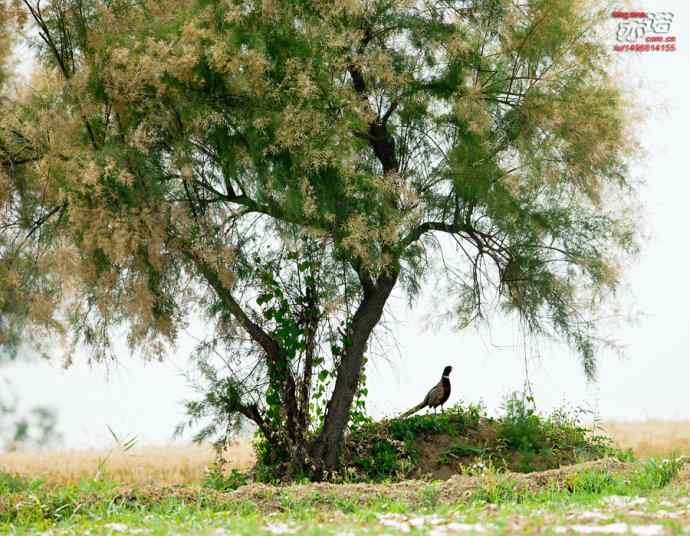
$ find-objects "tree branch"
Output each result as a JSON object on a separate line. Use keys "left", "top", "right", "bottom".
{"left": 25, "top": 201, "right": 68, "bottom": 239}
{"left": 190, "top": 253, "right": 280, "bottom": 362}
{"left": 347, "top": 31, "right": 399, "bottom": 174}
{"left": 399, "top": 220, "right": 469, "bottom": 249}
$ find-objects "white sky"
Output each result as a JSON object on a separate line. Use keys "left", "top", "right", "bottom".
{"left": 3, "top": 0, "right": 689, "bottom": 449}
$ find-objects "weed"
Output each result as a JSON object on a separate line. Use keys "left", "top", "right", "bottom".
{"left": 493, "top": 393, "right": 614, "bottom": 472}
{"left": 0, "top": 471, "right": 33, "bottom": 493}
{"left": 475, "top": 473, "right": 522, "bottom": 503}
{"left": 470, "top": 456, "right": 686, "bottom": 508}
{"left": 203, "top": 459, "right": 248, "bottom": 491}
{"left": 95, "top": 426, "right": 138, "bottom": 481}
{"left": 569, "top": 469, "right": 618, "bottom": 494}
{"left": 348, "top": 435, "right": 410, "bottom": 481}
{"left": 418, "top": 483, "right": 442, "bottom": 508}
{"left": 459, "top": 458, "right": 501, "bottom": 476}
{"left": 630, "top": 456, "right": 684, "bottom": 489}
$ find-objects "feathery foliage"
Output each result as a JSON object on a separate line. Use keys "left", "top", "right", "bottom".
{"left": 0, "top": 0, "right": 640, "bottom": 476}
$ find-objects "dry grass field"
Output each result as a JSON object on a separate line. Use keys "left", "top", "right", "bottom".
{"left": 603, "top": 420, "right": 690, "bottom": 458}
{"left": 1, "top": 420, "right": 689, "bottom": 487}
{"left": 0, "top": 442, "right": 255, "bottom": 486}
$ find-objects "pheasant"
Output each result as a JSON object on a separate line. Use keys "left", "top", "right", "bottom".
{"left": 399, "top": 365, "right": 452, "bottom": 418}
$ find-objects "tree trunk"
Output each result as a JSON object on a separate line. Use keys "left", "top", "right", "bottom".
{"left": 309, "top": 269, "right": 398, "bottom": 473}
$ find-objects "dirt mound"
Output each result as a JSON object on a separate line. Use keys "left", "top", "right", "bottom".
{"left": 342, "top": 408, "right": 612, "bottom": 482}
{"left": 239, "top": 458, "right": 626, "bottom": 510}
{"left": 109, "top": 458, "right": 628, "bottom": 514}
{"left": 411, "top": 416, "right": 500, "bottom": 480}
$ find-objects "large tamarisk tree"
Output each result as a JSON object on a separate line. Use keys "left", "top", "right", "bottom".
{"left": 0, "top": 0, "right": 639, "bottom": 476}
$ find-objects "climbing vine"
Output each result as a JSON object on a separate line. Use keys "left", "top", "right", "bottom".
{"left": 181, "top": 239, "right": 371, "bottom": 480}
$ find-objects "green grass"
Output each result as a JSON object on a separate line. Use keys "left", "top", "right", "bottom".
{"left": 1, "top": 456, "right": 686, "bottom": 535}
{"left": 472, "top": 457, "right": 686, "bottom": 504}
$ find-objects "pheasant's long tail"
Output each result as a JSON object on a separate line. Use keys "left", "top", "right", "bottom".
{"left": 399, "top": 400, "right": 427, "bottom": 419}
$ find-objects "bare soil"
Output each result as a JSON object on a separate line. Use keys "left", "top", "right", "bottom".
{"left": 399, "top": 415, "right": 593, "bottom": 481}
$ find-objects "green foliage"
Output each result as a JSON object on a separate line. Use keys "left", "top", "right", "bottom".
{"left": 387, "top": 403, "right": 485, "bottom": 441}
{"left": 497, "top": 393, "right": 549, "bottom": 452}
{"left": 569, "top": 469, "right": 618, "bottom": 495}
{"left": 353, "top": 439, "right": 403, "bottom": 481}
{"left": 0, "top": 471, "right": 32, "bottom": 494}
{"left": 254, "top": 253, "right": 314, "bottom": 431}
{"left": 495, "top": 392, "right": 612, "bottom": 472}
{"left": 203, "top": 460, "right": 248, "bottom": 492}
{"left": 630, "top": 457, "right": 685, "bottom": 489}
{"left": 179, "top": 241, "right": 378, "bottom": 481}
{"left": 473, "top": 475, "right": 521, "bottom": 504}
{"left": 473, "top": 456, "right": 685, "bottom": 506}
{"left": 348, "top": 356, "right": 372, "bottom": 432}
{"left": 252, "top": 432, "right": 294, "bottom": 484}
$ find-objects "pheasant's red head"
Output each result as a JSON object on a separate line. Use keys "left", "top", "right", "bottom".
{"left": 442, "top": 365, "right": 452, "bottom": 376}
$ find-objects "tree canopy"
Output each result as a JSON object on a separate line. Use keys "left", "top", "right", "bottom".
{"left": 0, "top": 0, "right": 640, "bottom": 475}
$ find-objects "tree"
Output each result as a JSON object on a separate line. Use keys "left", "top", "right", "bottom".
{"left": 0, "top": 0, "right": 639, "bottom": 476}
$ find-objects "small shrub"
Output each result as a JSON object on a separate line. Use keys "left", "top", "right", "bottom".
{"left": 631, "top": 457, "right": 684, "bottom": 489}
{"left": 361, "top": 440, "right": 401, "bottom": 478}
{"left": 252, "top": 434, "right": 292, "bottom": 483}
{"left": 203, "top": 459, "right": 248, "bottom": 491}
{"left": 610, "top": 447, "right": 636, "bottom": 463}
{"left": 347, "top": 432, "right": 413, "bottom": 481}
{"left": 495, "top": 392, "right": 613, "bottom": 470}
{"left": 497, "top": 394, "right": 547, "bottom": 452}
